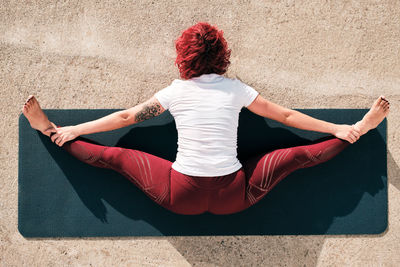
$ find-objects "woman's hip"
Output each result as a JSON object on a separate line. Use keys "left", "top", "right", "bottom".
{"left": 168, "top": 168, "right": 247, "bottom": 215}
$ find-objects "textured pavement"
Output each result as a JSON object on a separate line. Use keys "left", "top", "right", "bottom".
{"left": 1, "top": 0, "right": 399, "bottom": 266}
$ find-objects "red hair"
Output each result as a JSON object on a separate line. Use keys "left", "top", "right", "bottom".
{"left": 174, "top": 22, "right": 231, "bottom": 80}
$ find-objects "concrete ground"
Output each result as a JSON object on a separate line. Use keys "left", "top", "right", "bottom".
{"left": 1, "top": 0, "right": 399, "bottom": 266}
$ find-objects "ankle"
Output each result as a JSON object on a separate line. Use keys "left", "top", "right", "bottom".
{"left": 41, "top": 121, "right": 58, "bottom": 137}
{"left": 354, "top": 120, "right": 369, "bottom": 136}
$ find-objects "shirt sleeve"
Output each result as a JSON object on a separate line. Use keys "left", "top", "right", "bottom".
{"left": 237, "top": 79, "right": 259, "bottom": 108}
{"left": 154, "top": 80, "right": 177, "bottom": 110}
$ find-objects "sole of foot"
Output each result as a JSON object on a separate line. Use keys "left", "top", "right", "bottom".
{"left": 21, "top": 95, "right": 55, "bottom": 135}
{"left": 353, "top": 95, "right": 390, "bottom": 135}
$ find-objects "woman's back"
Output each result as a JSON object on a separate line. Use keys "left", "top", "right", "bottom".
{"left": 155, "top": 73, "right": 259, "bottom": 177}
{"left": 28, "top": 22, "right": 373, "bottom": 216}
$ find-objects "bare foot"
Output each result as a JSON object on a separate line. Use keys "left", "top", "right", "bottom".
{"left": 353, "top": 95, "right": 390, "bottom": 135}
{"left": 21, "top": 95, "right": 56, "bottom": 137}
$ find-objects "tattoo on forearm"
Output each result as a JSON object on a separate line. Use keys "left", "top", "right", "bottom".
{"left": 135, "top": 101, "right": 162, "bottom": 122}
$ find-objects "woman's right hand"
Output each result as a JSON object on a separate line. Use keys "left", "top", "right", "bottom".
{"left": 44, "top": 125, "right": 80, "bottom": 147}
{"left": 333, "top": 124, "right": 361, "bottom": 144}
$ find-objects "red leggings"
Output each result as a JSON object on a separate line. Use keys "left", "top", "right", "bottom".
{"left": 52, "top": 128, "right": 350, "bottom": 215}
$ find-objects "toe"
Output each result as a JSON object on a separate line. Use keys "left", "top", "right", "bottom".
{"left": 375, "top": 96, "right": 383, "bottom": 106}
{"left": 27, "top": 95, "right": 35, "bottom": 103}
{"left": 380, "top": 96, "right": 390, "bottom": 105}
{"left": 31, "top": 96, "right": 39, "bottom": 106}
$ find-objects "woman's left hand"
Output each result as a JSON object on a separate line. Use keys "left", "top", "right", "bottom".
{"left": 45, "top": 126, "right": 80, "bottom": 147}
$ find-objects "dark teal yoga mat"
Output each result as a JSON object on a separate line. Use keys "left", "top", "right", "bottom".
{"left": 18, "top": 108, "right": 387, "bottom": 237}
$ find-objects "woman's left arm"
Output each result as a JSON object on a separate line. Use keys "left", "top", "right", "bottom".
{"left": 76, "top": 96, "right": 166, "bottom": 136}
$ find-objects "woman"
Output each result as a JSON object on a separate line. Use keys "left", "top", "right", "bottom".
{"left": 21, "top": 22, "right": 390, "bottom": 215}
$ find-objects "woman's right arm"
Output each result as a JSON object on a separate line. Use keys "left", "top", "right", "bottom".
{"left": 246, "top": 94, "right": 360, "bottom": 143}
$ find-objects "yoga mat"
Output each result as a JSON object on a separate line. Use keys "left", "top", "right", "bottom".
{"left": 18, "top": 108, "right": 387, "bottom": 237}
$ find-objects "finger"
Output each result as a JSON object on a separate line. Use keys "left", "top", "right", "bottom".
{"left": 352, "top": 133, "right": 359, "bottom": 141}
{"left": 57, "top": 137, "right": 63, "bottom": 146}
{"left": 352, "top": 124, "right": 360, "bottom": 133}
{"left": 350, "top": 132, "right": 358, "bottom": 140}
{"left": 51, "top": 134, "right": 60, "bottom": 143}
{"left": 60, "top": 138, "right": 68, "bottom": 146}
{"left": 352, "top": 130, "right": 360, "bottom": 139}
{"left": 348, "top": 133, "right": 355, "bottom": 143}
{"left": 351, "top": 126, "right": 360, "bottom": 135}
{"left": 352, "top": 132, "right": 359, "bottom": 142}
{"left": 48, "top": 130, "right": 58, "bottom": 138}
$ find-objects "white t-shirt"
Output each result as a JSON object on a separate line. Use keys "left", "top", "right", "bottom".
{"left": 154, "top": 73, "right": 259, "bottom": 177}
